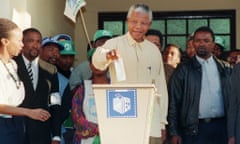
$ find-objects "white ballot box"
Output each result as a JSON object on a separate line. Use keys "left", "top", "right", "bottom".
{"left": 93, "top": 84, "right": 156, "bottom": 144}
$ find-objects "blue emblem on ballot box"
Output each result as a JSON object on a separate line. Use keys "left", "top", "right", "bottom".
{"left": 107, "top": 89, "right": 137, "bottom": 118}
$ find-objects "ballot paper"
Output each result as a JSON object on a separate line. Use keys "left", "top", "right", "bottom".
{"left": 114, "top": 58, "right": 126, "bottom": 81}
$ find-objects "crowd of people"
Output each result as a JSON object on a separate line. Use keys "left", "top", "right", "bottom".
{"left": 1, "top": 2, "right": 240, "bottom": 144}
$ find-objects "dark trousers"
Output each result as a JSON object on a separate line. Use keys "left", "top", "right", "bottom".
{"left": 182, "top": 118, "right": 227, "bottom": 144}
{"left": 0, "top": 116, "right": 25, "bottom": 144}
{"left": 63, "top": 128, "right": 75, "bottom": 144}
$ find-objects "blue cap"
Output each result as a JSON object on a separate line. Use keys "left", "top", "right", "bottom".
{"left": 52, "top": 34, "right": 72, "bottom": 41}
{"left": 41, "top": 37, "right": 64, "bottom": 50}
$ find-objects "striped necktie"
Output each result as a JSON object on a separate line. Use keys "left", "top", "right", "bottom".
{"left": 27, "top": 62, "right": 33, "bottom": 83}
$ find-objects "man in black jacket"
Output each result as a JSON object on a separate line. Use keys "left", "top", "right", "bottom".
{"left": 14, "top": 28, "right": 61, "bottom": 144}
{"left": 167, "top": 26, "right": 234, "bottom": 144}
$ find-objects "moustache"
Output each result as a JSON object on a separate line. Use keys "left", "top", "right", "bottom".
{"left": 198, "top": 46, "right": 206, "bottom": 49}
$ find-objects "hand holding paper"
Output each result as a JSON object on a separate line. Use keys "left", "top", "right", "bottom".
{"left": 106, "top": 49, "right": 126, "bottom": 81}
{"left": 106, "top": 49, "right": 119, "bottom": 61}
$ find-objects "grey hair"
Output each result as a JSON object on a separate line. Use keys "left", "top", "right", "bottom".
{"left": 127, "top": 3, "right": 152, "bottom": 21}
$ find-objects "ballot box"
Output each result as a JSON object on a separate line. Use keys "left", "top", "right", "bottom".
{"left": 93, "top": 84, "right": 156, "bottom": 144}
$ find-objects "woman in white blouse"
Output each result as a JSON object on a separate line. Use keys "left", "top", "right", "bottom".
{"left": 0, "top": 18, "right": 51, "bottom": 144}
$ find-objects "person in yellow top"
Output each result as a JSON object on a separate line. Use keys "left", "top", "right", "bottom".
{"left": 0, "top": 18, "right": 51, "bottom": 144}
{"left": 92, "top": 3, "right": 168, "bottom": 144}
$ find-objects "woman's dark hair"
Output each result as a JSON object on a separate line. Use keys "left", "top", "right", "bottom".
{"left": 164, "top": 43, "right": 183, "bottom": 56}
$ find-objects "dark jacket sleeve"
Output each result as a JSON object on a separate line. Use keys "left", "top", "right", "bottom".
{"left": 60, "top": 84, "right": 73, "bottom": 123}
{"left": 167, "top": 64, "right": 185, "bottom": 136}
{"left": 228, "top": 64, "right": 238, "bottom": 138}
{"left": 50, "top": 73, "right": 62, "bottom": 137}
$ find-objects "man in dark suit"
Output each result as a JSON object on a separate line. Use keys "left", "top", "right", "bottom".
{"left": 14, "top": 28, "right": 61, "bottom": 144}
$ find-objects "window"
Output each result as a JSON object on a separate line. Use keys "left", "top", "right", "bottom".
{"left": 98, "top": 10, "right": 236, "bottom": 51}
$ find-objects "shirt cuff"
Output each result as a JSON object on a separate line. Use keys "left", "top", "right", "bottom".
{"left": 160, "top": 123, "right": 166, "bottom": 130}
{"left": 52, "top": 136, "right": 61, "bottom": 141}
{"left": 50, "top": 92, "right": 61, "bottom": 105}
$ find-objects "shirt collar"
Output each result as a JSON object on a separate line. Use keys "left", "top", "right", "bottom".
{"left": 22, "top": 54, "right": 39, "bottom": 66}
{"left": 126, "top": 32, "right": 145, "bottom": 48}
{"left": 196, "top": 55, "right": 214, "bottom": 65}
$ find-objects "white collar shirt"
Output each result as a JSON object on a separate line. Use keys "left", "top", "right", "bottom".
{"left": 196, "top": 55, "right": 224, "bottom": 118}
{"left": 22, "top": 55, "right": 39, "bottom": 90}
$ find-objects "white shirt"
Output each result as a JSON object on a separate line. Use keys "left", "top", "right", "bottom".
{"left": 0, "top": 59, "right": 25, "bottom": 117}
{"left": 22, "top": 55, "right": 39, "bottom": 90}
{"left": 196, "top": 56, "right": 224, "bottom": 118}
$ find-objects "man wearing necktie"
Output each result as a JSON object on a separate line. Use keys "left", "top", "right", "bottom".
{"left": 14, "top": 28, "right": 62, "bottom": 144}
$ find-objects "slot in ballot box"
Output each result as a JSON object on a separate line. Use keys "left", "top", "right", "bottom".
{"left": 93, "top": 84, "right": 156, "bottom": 144}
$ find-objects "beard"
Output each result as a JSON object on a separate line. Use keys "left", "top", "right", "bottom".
{"left": 196, "top": 47, "right": 211, "bottom": 58}
{"left": 29, "top": 49, "right": 40, "bottom": 59}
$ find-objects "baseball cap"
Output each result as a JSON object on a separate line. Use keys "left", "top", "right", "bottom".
{"left": 52, "top": 34, "right": 72, "bottom": 41}
{"left": 93, "top": 30, "right": 113, "bottom": 42}
{"left": 59, "top": 40, "right": 76, "bottom": 55}
{"left": 87, "top": 48, "right": 96, "bottom": 61}
{"left": 215, "top": 36, "right": 225, "bottom": 49}
{"left": 42, "top": 37, "right": 64, "bottom": 50}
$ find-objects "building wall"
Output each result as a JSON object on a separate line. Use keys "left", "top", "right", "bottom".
{"left": 0, "top": 0, "right": 74, "bottom": 43}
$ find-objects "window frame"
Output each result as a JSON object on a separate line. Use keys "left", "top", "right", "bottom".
{"left": 98, "top": 10, "right": 236, "bottom": 50}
